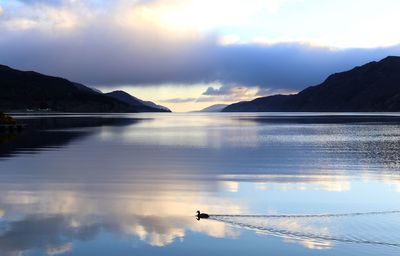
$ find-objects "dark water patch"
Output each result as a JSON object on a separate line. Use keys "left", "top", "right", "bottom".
{"left": 0, "top": 116, "right": 145, "bottom": 159}
{"left": 0, "top": 131, "right": 89, "bottom": 159}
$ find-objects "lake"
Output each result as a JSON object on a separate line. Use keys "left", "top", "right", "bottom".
{"left": 1, "top": 113, "right": 400, "bottom": 256}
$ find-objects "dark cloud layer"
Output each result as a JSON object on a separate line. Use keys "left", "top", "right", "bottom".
{"left": 214, "top": 43, "right": 400, "bottom": 89}
{"left": 1, "top": 3, "right": 400, "bottom": 91}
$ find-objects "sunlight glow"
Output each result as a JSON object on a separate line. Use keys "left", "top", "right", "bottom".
{"left": 129, "top": 0, "right": 287, "bottom": 32}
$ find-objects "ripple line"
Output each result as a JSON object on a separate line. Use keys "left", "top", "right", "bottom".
{"left": 210, "top": 210, "right": 400, "bottom": 219}
{"left": 212, "top": 218, "right": 400, "bottom": 247}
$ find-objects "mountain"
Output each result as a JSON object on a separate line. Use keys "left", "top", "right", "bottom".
{"left": 105, "top": 91, "right": 171, "bottom": 112}
{"left": 197, "top": 104, "right": 228, "bottom": 112}
{"left": 73, "top": 82, "right": 103, "bottom": 94}
{"left": 0, "top": 64, "right": 139, "bottom": 112}
{"left": 0, "top": 64, "right": 170, "bottom": 113}
{"left": 223, "top": 56, "right": 400, "bottom": 112}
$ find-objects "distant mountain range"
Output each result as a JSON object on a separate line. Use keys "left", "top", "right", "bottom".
{"left": 196, "top": 104, "right": 228, "bottom": 112}
{"left": 106, "top": 91, "right": 170, "bottom": 112}
{"left": 223, "top": 56, "right": 400, "bottom": 112}
{"left": 0, "top": 65, "right": 170, "bottom": 113}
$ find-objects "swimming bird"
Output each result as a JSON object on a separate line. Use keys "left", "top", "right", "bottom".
{"left": 196, "top": 210, "right": 209, "bottom": 220}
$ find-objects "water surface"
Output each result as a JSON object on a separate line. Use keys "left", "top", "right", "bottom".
{"left": 1, "top": 113, "right": 400, "bottom": 255}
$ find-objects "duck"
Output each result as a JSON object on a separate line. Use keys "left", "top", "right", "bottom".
{"left": 196, "top": 210, "right": 209, "bottom": 220}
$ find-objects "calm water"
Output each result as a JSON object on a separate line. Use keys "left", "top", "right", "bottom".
{"left": 1, "top": 113, "right": 400, "bottom": 256}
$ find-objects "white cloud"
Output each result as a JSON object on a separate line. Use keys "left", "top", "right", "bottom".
{"left": 0, "top": 1, "right": 92, "bottom": 31}
{"left": 218, "top": 34, "right": 241, "bottom": 45}
{"left": 0, "top": 5, "right": 3, "bottom": 16}
{"left": 125, "top": 0, "right": 291, "bottom": 32}
{"left": 3, "top": 18, "right": 38, "bottom": 30}
{"left": 200, "top": 83, "right": 274, "bottom": 103}
{"left": 2, "top": 0, "right": 400, "bottom": 48}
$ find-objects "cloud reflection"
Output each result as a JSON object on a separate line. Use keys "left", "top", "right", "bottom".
{"left": 222, "top": 174, "right": 351, "bottom": 192}
{"left": 221, "top": 181, "right": 240, "bottom": 193}
{"left": 214, "top": 215, "right": 334, "bottom": 250}
{"left": 284, "top": 238, "right": 333, "bottom": 250}
{"left": 0, "top": 183, "right": 240, "bottom": 254}
{"left": 46, "top": 243, "right": 73, "bottom": 256}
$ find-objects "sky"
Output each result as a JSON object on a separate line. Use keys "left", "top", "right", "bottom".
{"left": 0, "top": 0, "right": 400, "bottom": 111}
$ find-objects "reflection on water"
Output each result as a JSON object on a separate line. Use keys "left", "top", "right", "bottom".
{"left": 0, "top": 113, "right": 400, "bottom": 255}
{"left": 211, "top": 211, "right": 400, "bottom": 247}
{"left": 0, "top": 115, "right": 144, "bottom": 159}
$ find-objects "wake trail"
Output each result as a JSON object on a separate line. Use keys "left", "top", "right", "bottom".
{"left": 210, "top": 210, "right": 400, "bottom": 218}
{"left": 208, "top": 210, "right": 400, "bottom": 247}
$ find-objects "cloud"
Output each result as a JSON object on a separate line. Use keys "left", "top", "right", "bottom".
{"left": 17, "top": 0, "right": 65, "bottom": 6}
{"left": 0, "top": 1, "right": 88, "bottom": 30}
{"left": 0, "top": 5, "right": 3, "bottom": 16}
{"left": 200, "top": 83, "right": 290, "bottom": 103}
{"left": 203, "top": 86, "right": 230, "bottom": 96}
{"left": 2, "top": 27, "right": 399, "bottom": 91}
{"left": 0, "top": 0, "right": 400, "bottom": 92}
{"left": 121, "top": 0, "right": 292, "bottom": 31}
{"left": 161, "top": 98, "right": 198, "bottom": 103}
{"left": 218, "top": 34, "right": 241, "bottom": 45}
{"left": 161, "top": 83, "right": 277, "bottom": 104}
{"left": 202, "top": 84, "right": 258, "bottom": 101}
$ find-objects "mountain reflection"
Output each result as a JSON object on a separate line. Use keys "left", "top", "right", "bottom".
{"left": 0, "top": 115, "right": 144, "bottom": 159}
